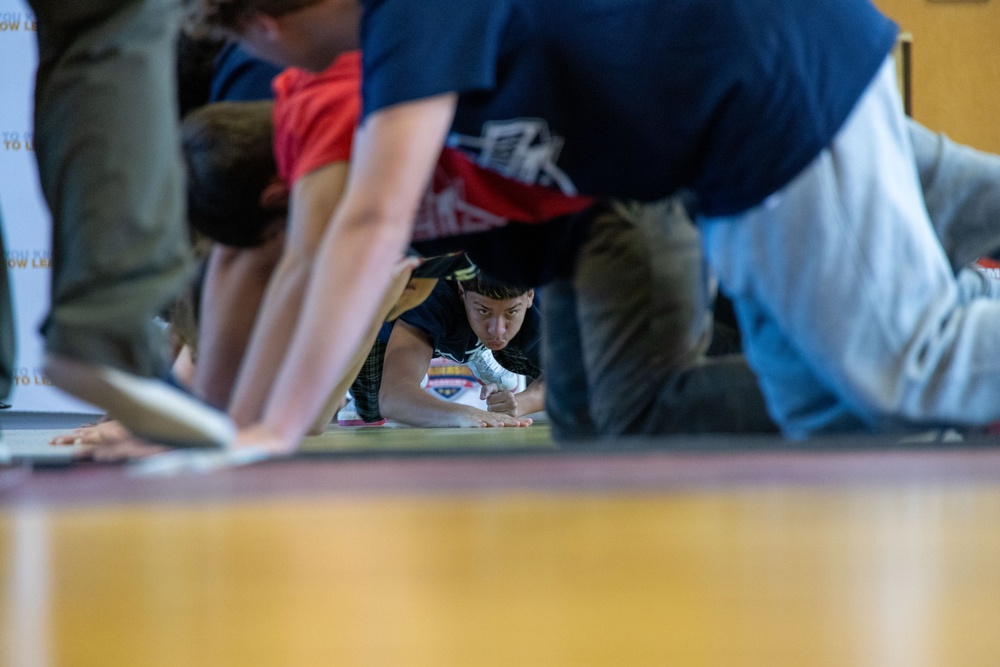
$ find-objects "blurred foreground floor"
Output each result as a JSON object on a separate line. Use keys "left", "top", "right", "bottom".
{"left": 3, "top": 419, "right": 1000, "bottom": 666}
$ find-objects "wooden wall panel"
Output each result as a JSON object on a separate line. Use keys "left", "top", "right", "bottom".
{"left": 876, "top": 0, "right": 1000, "bottom": 152}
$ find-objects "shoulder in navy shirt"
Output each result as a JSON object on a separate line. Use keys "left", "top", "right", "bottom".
{"left": 211, "top": 43, "right": 283, "bottom": 103}
{"left": 360, "top": 0, "right": 897, "bottom": 216}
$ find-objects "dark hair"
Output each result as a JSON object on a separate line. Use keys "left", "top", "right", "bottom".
{"left": 176, "top": 32, "right": 225, "bottom": 118}
{"left": 458, "top": 273, "right": 529, "bottom": 301}
{"left": 182, "top": 100, "right": 282, "bottom": 247}
{"left": 182, "top": 0, "right": 322, "bottom": 39}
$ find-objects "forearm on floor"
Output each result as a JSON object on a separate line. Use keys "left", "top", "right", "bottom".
{"left": 380, "top": 384, "right": 485, "bottom": 428}
{"left": 514, "top": 377, "right": 546, "bottom": 416}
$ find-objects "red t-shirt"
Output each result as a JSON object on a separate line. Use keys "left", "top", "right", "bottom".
{"left": 272, "top": 52, "right": 362, "bottom": 185}
{"left": 271, "top": 51, "right": 594, "bottom": 241}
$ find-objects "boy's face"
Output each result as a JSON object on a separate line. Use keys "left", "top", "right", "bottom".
{"left": 235, "top": 28, "right": 313, "bottom": 70}
{"left": 459, "top": 288, "right": 535, "bottom": 352}
{"left": 232, "top": 0, "right": 360, "bottom": 71}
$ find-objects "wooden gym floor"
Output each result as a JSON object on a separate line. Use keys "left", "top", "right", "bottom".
{"left": 3, "top": 416, "right": 1000, "bottom": 666}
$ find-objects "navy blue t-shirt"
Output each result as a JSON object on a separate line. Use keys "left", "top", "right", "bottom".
{"left": 379, "top": 280, "right": 542, "bottom": 380}
{"left": 412, "top": 206, "right": 594, "bottom": 288}
{"left": 360, "top": 0, "right": 898, "bottom": 217}
{"left": 210, "top": 43, "right": 283, "bottom": 103}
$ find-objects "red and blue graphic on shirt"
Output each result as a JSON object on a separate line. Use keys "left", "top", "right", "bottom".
{"left": 424, "top": 358, "right": 478, "bottom": 400}
{"left": 273, "top": 52, "right": 594, "bottom": 243}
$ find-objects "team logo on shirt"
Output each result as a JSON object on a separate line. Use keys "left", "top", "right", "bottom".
{"left": 413, "top": 167, "right": 508, "bottom": 240}
{"left": 447, "top": 118, "right": 578, "bottom": 195}
{"left": 425, "top": 358, "right": 478, "bottom": 399}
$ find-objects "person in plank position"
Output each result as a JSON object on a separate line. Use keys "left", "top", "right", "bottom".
{"left": 350, "top": 273, "right": 544, "bottom": 428}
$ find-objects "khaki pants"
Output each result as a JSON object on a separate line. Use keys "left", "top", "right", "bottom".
{"left": 542, "top": 200, "right": 777, "bottom": 439}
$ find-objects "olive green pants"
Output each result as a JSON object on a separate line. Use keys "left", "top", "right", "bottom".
{"left": 27, "top": 0, "right": 193, "bottom": 377}
{"left": 0, "top": 217, "right": 14, "bottom": 398}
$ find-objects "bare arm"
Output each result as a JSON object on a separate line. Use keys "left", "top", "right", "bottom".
{"left": 304, "top": 257, "right": 419, "bottom": 434}
{"left": 227, "top": 161, "right": 350, "bottom": 428}
{"left": 379, "top": 321, "right": 532, "bottom": 428}
{"left": 302, "top": 270, "right": 434, "bottom": 434}
{"left": 234, "top": 94, "right": 461, "bottom": 451}
{"left": 193, "top": 238, "right": 284, "bottom": 410}
{"left": 386, "top": 277, "right": 438, "bottom": 322}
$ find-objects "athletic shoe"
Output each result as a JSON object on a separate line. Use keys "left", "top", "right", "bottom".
{"left": 336, "top": 397, "right": 387, "bottom": 427}
{"left": 44, "top": 354, "right": 234, "bottom": 448}
{"left": 466, "top": 346, "right": 518, "bottom": 391}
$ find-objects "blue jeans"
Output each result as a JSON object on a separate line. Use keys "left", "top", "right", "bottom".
{"left": 541, "top": 200, "right": 777, "bottom": 439}
{"left": 701, "top": 56, "right": 1000, "bottom": 437}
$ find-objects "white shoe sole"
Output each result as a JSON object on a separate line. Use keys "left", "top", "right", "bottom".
{"left": 44, "top": 354, "right": 235, "bottom": 448}
{"left": 467, "top": 350, "right": 518, "bottom": 391}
